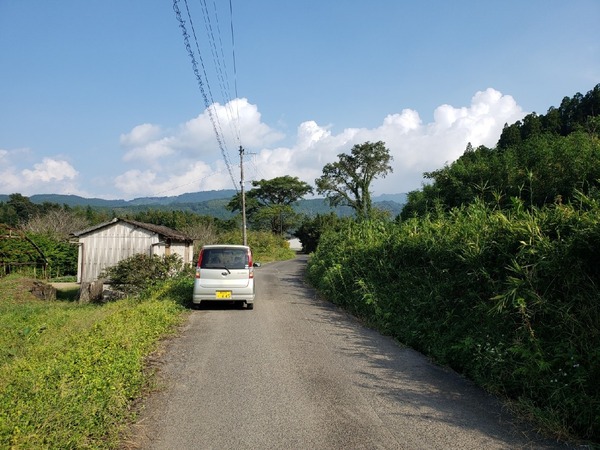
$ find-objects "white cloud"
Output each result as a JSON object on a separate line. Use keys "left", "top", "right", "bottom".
{"left": 22, "top": 158, "right": 78, "bottom": 183}
{"left": 116, "top": 98, "right": 284, "bottom": 171}
{"left": 174, "top": 98, "right": 284, "bottom": 155}
{"left": 0, "top": 152, "right": 82, "bottom": 196}
{"left": 122, "top": 138, "right": 176, "bottom": 165}
{"left": 113, "top": 161, "right": 235, "bottom": 197}
{"left": 119, "top": 123, "right": 162, "bottom": 147}
{"left": 0, "top": 88, "right": 525, "bottom": 200}
{"left": 240, "top": 88, "right": 525, "bottom": 195}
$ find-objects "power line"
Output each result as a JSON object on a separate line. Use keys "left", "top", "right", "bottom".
{"left": 182, "top": 0, "right": 236, "bottom": 180}
{"left": 172, "top": 0, "right": 248, "bottom": 242}
{"left": 173, "top": 0, "right": 238, "bottom": 191}
{"left": 199, "top": 0, "right": 241, "bottom": 146}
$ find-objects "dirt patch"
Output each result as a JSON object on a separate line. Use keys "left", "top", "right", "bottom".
{"left": 13, "top": 278, "right": 57, "bottom": 301}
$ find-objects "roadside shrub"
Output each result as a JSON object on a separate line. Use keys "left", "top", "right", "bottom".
{"left": 101, "top": 254, "right": 187, "bottom": 295}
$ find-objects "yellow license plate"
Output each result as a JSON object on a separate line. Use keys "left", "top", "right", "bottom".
{"left": 215, "top": 291, "right": 232, "bottom": 299}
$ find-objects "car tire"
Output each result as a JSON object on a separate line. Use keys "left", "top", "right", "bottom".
{"left": 247, "top": 303, "right": 254, "bottom": 310}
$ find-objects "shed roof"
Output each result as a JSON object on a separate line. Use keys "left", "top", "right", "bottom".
{"left": 72, "top": 218, "right": 192, "bottom": 243}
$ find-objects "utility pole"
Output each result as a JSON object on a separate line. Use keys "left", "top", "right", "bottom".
{"left": 239, "top": 146, "right": 247, "bottom": 246}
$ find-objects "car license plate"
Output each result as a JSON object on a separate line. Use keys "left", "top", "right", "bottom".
{"left": 215, "top": 291, "right": 232, "bottom": 299}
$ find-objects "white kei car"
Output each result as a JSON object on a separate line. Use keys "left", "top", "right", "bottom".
{"left": 192, "top": 245, "right": 258, "bottom": 309}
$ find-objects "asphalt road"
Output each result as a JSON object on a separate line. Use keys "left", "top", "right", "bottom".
{"left": 125, "top": 255, "right": 567, "bottom": 449}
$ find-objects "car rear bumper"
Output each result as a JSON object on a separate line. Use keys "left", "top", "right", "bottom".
{"left": 192, "top": 290, "right": 255, "bottom": 304}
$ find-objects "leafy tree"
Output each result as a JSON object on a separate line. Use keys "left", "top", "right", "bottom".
{"left": 0, "top": 202, "right": 19, "bottom": 227}
{"left": 0, "top": 226, "right": 77, "bottom": 278}
{"left": 251, "top": 204, "right": 297, "bottom": 236}
{"left": 498, "top": 122, "right": 522, "bottom": 149}
{"left": 542, "top": 106, "right": 561, "bottom": 134}
{"left": 228, "top": 175, "right": 313, "bottom": 234}
{"left": 520, "top": 112, "right": 542, "bottom": 140}
{"left": 294, "top": 213, "right": 346, "bottom": 253}
{"left": 250, "top": 176, "right": 314, "bottom": 206}
{"left": 315, "top": 141, "right": 393, "bottom": 220}
{"left": 28, "top": 232, "right": 78, "bottom": 278}
{"left": 5, "top": 194, "right": 37, "bottom": 226}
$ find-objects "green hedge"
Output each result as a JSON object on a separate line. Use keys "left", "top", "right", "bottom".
{"left": 307, "top": 197, "right": 600, "bottom": 443}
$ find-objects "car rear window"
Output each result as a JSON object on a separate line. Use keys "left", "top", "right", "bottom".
{"left": 201, "top": 248, "right": 249, "bottom": 270}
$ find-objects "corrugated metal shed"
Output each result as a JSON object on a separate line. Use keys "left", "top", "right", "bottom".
{"left": 72, "top": 218, "right": 194, "bottom": 283}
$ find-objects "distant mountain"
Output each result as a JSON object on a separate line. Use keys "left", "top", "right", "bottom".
{"left": 1, "top": 190, "right": 406, "bottom": 218}
{"left": 128, "top": 190, "right": 237, "bottom": 206}
{"left": 0, "top": 194, "right": 130, "bottom": 208}
{"left": 373, "top": 193, "right": 407, "bottom": 204}
{"left": 0, "top": 190, "right": 238, "bottom": 208}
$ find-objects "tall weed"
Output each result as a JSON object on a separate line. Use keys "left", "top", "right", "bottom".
{"left": 307, "top": 197, "right": 600, "bottom": 443}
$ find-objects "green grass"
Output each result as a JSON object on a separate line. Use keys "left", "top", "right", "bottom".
{"left": 0, "top": 275, "right": 189, "bottom": 449}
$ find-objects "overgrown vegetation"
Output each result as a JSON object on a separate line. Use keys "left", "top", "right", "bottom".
{"left": 307, "top": 85, "right": 600, "bottom": 444}
{"left": 308, "top": 199, "right": 600, "bottom": 442}
{"left": 101, "top": 254, "right": 190, "bottom": 296}
{"left": 0, "top": 274, "right": 189, "bottom": 449}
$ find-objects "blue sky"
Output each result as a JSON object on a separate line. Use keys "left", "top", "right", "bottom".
{"left": 1, "top": 1, "right": 599, "bottom": 200}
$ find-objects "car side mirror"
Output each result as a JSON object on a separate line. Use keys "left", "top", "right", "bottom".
{"left": 253, "top": 262, "right": 261, "bottom": 267}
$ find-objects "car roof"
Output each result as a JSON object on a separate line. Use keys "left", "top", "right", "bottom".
{"left": 201, "top": 244, "right": 250, "bottom": 250}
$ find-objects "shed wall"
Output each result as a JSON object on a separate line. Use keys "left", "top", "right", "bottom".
{"left": 77, "top": 222, "right": 158, "bottom": 283}
{"left": 153, "top": 242, "right": 194, "bottom": 265}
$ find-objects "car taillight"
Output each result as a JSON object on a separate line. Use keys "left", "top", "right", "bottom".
{"left": 196, "top": 249, "right": 204, "bottom": 279}
{"left": 247, "top": 249, "right": 254, "bottom": 279}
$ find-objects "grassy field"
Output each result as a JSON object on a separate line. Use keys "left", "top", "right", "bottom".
{"left": 0, "top": 275, "right": 189, "bottom": 449}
